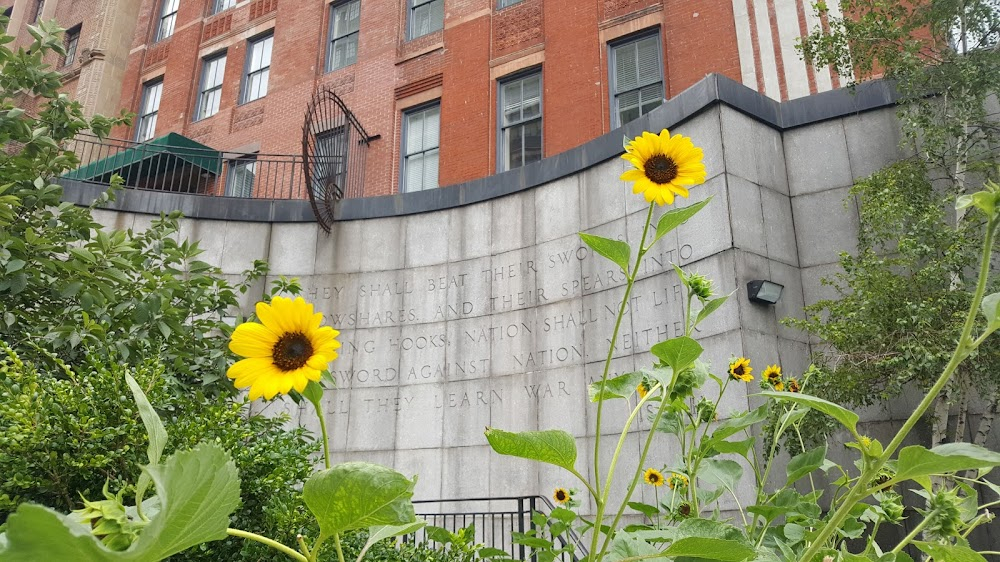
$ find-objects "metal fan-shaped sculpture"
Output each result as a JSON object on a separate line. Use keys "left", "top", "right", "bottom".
{"left": 302, "top": 86, "right": 372, "bottom": 232}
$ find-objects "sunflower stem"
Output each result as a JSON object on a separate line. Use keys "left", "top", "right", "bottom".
{"left": 227, "top": 528, "right": 308, "bottom": 562}
{"left": 307, "top": 392, "right": 332, "bottom": 470}
{"left": 589, "top": 202, "right": 655, "bottom": 561}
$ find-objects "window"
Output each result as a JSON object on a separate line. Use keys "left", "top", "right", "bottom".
{"left": 312, "top": 127, "right": 349, "bottom": 197}
{"left": 408, "top": 0, "right": 442, "bottom": 40}
{"left": 156, "top": 0, "right": 178, "bottom": 41}
{"left": 196, "top": 52, "right": 226, "bottom": 120}
{"left": 401, "top": 103, "right": 440, "bottom": 192}
{"left": 225, "top": 156, "right": 256, "bottom": 197}
{"left": 211, "top": 0, "right": 234, "bottom": 15}
{"left": 135, "top": 80, "right": 162, "bottom": 142}
{"left": 3, "top": 7, "right": 13, "bottom": 18}
{"left": 32, "top": 0, "right": 43, "bottom": 22}
{"left": 498, "top": 71, "right": 541, "bottom": 171}
{"left": 497, "top": 0, "right": 522, "bottom": 8}
{"left": 609, "top": 32, "right": 663, "bottom": 128}
{"left": 326, "top": 0, "right": 359, "bottom": 72}
{"left": 241, "top": 33, "right": 272, "bottom": 103}
{"left": 62, "top": 25, "right": 80, "bottom": 68}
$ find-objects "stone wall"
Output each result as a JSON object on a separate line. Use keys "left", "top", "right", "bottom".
{"left": 83, "top": 76, "right": 912, "bottom": 515}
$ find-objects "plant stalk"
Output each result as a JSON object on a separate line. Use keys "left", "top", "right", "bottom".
{"left": 227, "top": 528, "right": 308, "bottom": 562}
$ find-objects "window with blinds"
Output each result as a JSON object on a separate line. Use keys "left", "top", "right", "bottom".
{"left": 241, "top": 33, "right": 272, "bottom": 103}
{"left": 402, "top": 103, "right": 440, "bottom": 192}
{"left": 156, "top": 0, "right": 178, "bottom": 41}
{"left": 498, "top": 71, "right": 542, "bottom": 171}
{"left": 327, "top": 0, "right": 360, "bottom": 72}
{"left": 226, "top": 157, "right": 256, "bottom": 198}
{"left": 408, "top": 0, "right": 443, "bottom": 40}
{"left": 610, "top": 32, "right": 664, "bottom": 128}
{"left": 135, "top": 80, "right": 162, "bottom": 142}
{"left": 196, "top": 53, "right": 226, "bottom": 120}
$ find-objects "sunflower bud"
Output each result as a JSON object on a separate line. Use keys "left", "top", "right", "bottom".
{"left": 878, "top": 491, "right": 905, "bottom": 524}
{"left": 71, "top": 485, "right": 145, "bottom": 551}
{"left": 696, "top": 397, "right": 717, "bottom": 423}
{"left": 686, "top": 272, "right": 714, "bottom": 301}
{"left": 924, "top": 487, "right": 965, "bottom": 540}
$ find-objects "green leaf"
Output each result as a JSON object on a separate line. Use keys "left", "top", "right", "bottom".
{"left": 302, "top": 380, "right": 325, "bottom": 409}
{"left": 662, "top": 537, "right": 755, "bottom": 561}
{"left": 484, "top": 428, "right": 577, "bottom": 472}
{"left": 0, "top": 443, "right": 240, "bottom": 561}
{"left": 892, "top": 443, "right": 1000, "bottom": 483}
{"left": 980, "top": 292, "right": 1000, "bottom": 327}
{"left": 650, "top": 336, "right": 703, "bottom": 373}
{"left": 588, "top": 372, "right": 642, "bottom": 402}
{"left": 548, "top": 507, "right": 576, "bottom": 524}
{"left": 579, "top": 233, "right": 631, "bottom": 274}
{"left": 605, "top": 531, "right": 658, "bottom": 561}
{"left": 786, "top": 444, "right": 827, "bottom": 486}
{"left": 699, "top": 459, "right": 743, "bottom": 493}
{"left": 758, "top": 391, "right": 859, "bottom": 437}
{"left": 652, "top": 197, "right": 713, "bottom": 246}
{"left": 5, "top": 259, "right": 25, "bottom": 273}
{"left": 425, "top": 525, "right": 453, "bottom": 545}
{"left": 695, "top": 294, "right": 730, "bottom": 326}
{"left": 914, "top": 542, "right": 988, "bottom": 562}
{"left": 303, "top": 462, "right": 417, "bottom": 536}
{"left": 701, "top": 405, "right": 768, "bottom": 453}
{"left": 123, "top": 373, "right": 167, "bottom": 518}
{"left": 627, "top": 501, "right": 661, "bottom": 517}
{"left": 360, "top": 519, "right": 426, "bottom": 560}
{"left": 710, "top": 436, "right": 755, "bottom": 457}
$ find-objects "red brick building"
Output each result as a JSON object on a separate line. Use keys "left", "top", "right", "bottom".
{"left": 108, "top": 0, "right": 843, "bottom": 197}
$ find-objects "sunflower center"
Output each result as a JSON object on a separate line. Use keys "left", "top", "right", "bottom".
{"left": 733, "top": 364, "right": 745, "bottom": 376}
{"left": 644, "top": 154, "right": 679, "bottom": 184}
{"left": 272, "top": 332, "right": 313, "bottom": 372}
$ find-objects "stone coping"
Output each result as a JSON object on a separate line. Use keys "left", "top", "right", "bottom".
{"left": 60, "top": 73, "right": 899, "bottom": 222}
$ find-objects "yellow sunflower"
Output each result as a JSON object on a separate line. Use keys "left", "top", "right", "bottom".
{"left": 553, "top": 488, "right": 571, "bottom": 504}
{"left": 637, "top": 381, "right": 650, "bottom": 400}
{"left": 667, "top": 472, "right": 689, "bottom": 490}
{"left": 728, "top": 357, "right": 753, "bottom": 382}
{"left": 227, "top": 296, "right": 341, "bottom": 400}
{"left": 763, "top": 364, "right": 782, "bottom": 385}
{"left": 644, "top": 468, "right": 665, "bottom": 487}
{"left": 786, "top": 378, "right": 801, "bottom": 393}
{"left": 621, "top": 129, "right": 707, "bottom": 206}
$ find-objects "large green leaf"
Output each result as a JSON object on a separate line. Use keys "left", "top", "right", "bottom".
{"left": 892, "top": 443, "right": 1000, "bottom": 483}
{"left": 786, "top": 444, "right": 827, "bottom": 486}
{"left": 758, "top": 391, "right": 859, "bottom": 437}
{"left": 589, "top": 372, "right": 643, "bottom": 402}
{"left": 915, "top": 541, "right": 988, "bottom": 562}
{"left": 701, "top": 405, "right": 768, "bottom": 454}
{"left": 652, "top": 197, "right": 713, "bottom": 247}
{"left": 650, "top": 337, "right": 703, "bottom": 374}
{"left": 580, "top": 233, "right": 631, "bottom": 274}
{"left": 303, "top": 462, "right": 417, "bottom": 536}
{"left": 0, "top": 443, "right": 240, "bottom": 561}
{"left": 699, "top": 459, "right": 743, "bottom": 493}
{"left": 605, "top": 531, "right": 659, "bottom": 561}
{"left": 663, "top": 537, "right": 756, "bottom": 561}
{"left": 124, "top": 372, "right": 167, "bottom": 517}
{"left": 484, "top": 428, "right": 577, "bottom": 472}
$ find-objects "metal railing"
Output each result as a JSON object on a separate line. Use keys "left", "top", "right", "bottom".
{"left": 61, "top": 133, "right": 343, "bottom": 201}
{"left": 409, "top": 496, "right": 587, "bottom": 561}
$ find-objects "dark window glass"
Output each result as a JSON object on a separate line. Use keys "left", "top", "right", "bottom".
{"left": 225, "top": 156, "right": 256, "bottom": 197}
{"left": 327, "top": 0, "right": 360, "bottom": 72}
{"left": 156, "top": 0, "right": 178, "bottom": 41}
{"left": 408, "top": 0, "right": 442, "bottom": 40}
{"left": 63, "top": 26, "right": 80, "bottom": 67}
{"left": 241, "top": 34, "right": 272, "bottom": 103}
{"left": 499, "top": 71, "right": 542, "bottom": 171}
{"left": 196, "top": 53, "right": 226, "bottom": 120}
{"left": 402, "top": 103, "right": 440, "bottom": 192}
{"left": 610, "top": 33, "right": 664, "bottom": 128}
{"left": 135, "top": 80, "right": 163, "bottom": 142}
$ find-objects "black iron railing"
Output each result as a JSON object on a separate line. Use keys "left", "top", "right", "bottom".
{"left": 409, "top": 496, "right": 587, "bottom": 561}
{"left": 62, "top": 133, "right": 331, "bottom": 200}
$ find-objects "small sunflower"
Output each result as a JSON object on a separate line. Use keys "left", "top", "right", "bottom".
{"left": 621, "top": 129, "right": 707, "bottom": 206}
{"left": 637, "top": 381, "right": 650, "bottom": 400}
{"left": 553, "top": 488, "right": 571, "bottom": 504}
{"left": 786, "top": 378, "right": 801, "bottom": 393}
{"left": 763, "top": 364, "right": 782, "bottom": 385}
{"left": 860, "top": 435, "right": 873, "bottom": 448}
{"left": 728, "top": 357, "right": 753, "bottom": 382}
{"left": 668, "top": 472, "right": 689, "bottom": 490}
{"left": 227, "top": 296, "right": 341, "bottom": 400}
{"left": 643, "top": 468, "right": 665, "bottom": 487}
{"left": 773, "top": 381, "right": 785, "bottom": 392}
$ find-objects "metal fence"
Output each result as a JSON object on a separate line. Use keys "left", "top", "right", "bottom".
{"left": 409, "top": 496, "right": 587, "bottom": 561}
{"left": 62, "top": 133, "right": 328, "bottom": 200}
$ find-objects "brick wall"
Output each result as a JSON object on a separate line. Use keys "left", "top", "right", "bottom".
{"left": 113, "top": 0, "right": 745, "bottom": 196}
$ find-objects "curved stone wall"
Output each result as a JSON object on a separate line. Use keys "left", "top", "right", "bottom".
{"left": 80, "top": 75, "right": 912, "bottom": 514}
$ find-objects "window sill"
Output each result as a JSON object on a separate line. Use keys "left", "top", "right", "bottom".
{"left": 397, "top": 34, "right": 444, "bottom": 65}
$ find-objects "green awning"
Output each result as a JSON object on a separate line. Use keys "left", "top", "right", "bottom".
{"left": 64, "top": 132, "right": 222, "bottom": 183}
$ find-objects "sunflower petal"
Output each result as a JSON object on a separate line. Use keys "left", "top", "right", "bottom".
{"left": 229, "top": 322, "right": 278, "bottom": 358}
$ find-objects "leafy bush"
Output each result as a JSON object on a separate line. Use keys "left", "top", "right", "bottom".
{"left": 0, "top": 345, "right": 321, "bottom": 560}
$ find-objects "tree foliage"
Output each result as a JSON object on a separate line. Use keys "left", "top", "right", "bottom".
{"left": 794, "top": 0, "right": 1000, "bottom": 448}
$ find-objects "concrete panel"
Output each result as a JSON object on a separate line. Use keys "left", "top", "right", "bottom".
{"left": 675, "top": 174, "right": 733, "bottom": 264}
{"left": 843, "top": 107, "right": 906, "bottom": 180}
{"left": 760, "top": 187, "right": 798, "bottom": 266}
{"left": 358, "top": 217, "right": 405, "bottom": 272}
{"left": 785, "top": 119, "right": 853, "bottom": 196}
{"left": 491, "top": 190, "right": 535, "bottom": 254}
{"left": 791, "top": 186, "right": 858, "bottom": 268}
{"left": 266, "top": 222, "right": 318, "bottom": 276}
{"left": 222, "top": 220, "right": 272, "bottom": 274}
{"left": 727, "top": 174, "right": 767, "bottom": 256}
{"left": 580, "top": 158, "right": 628, "bottom": 230}
{"left": 535, "top": 175, "right": 581, "bottom": 243}
{"left": 448, "top": 201, "right": 492, "bottom": 261}
{"left": 405, "top": 211, "right": 450, "bottom": 268}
